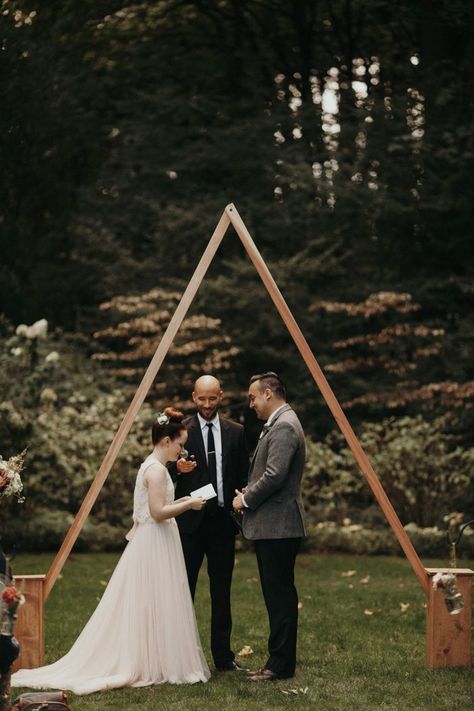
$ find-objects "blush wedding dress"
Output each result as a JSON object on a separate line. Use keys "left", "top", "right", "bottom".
{"left": 12, "top": 456, "right": 210, "bottom": 694}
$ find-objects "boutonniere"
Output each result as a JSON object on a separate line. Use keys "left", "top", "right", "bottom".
{"left": 259, "top": 422, "right": 273, "bottom": 440}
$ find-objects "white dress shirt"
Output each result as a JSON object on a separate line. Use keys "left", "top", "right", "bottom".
{"left": 259, "top": 404, "right": 287, "bottom": 436}
{"left": 198, "top": 413, "right": 224, "bottom": 506}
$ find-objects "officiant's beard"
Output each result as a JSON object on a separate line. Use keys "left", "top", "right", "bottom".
{"left": 197, "top": 404, "right": 219, "bottom": 420}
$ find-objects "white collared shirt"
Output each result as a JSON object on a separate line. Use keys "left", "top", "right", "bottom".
{"left": 260, "top": 403, "right": 287, "bottom": 434}
{"left": 197, "top": 413, "right": 224, "bottom": 506}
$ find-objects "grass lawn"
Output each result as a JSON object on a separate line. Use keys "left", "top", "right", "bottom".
{"left": 11, "top": 551, "right": 473, "bottom": 711}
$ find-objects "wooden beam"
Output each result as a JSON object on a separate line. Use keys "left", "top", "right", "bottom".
{"left": 226, "top": 203, "right": 430, "bottom": 596}
{"left": 44, "top": 210, "right": 231, "bottom": 600}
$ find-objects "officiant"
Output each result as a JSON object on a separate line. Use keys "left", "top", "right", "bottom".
{"left": 169, "top": 375, "right": 249, "bottom": 672}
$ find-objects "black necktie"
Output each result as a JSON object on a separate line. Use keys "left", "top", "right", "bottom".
{"left": 206, "top": 423, "right": 217, "bottom": 490}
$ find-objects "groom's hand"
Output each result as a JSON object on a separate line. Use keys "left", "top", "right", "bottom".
{"left": 177, "top": 456, "right": 197, "bottom": 474}
{"left": 233, "top": 489, "right": 244, "bottom": 512}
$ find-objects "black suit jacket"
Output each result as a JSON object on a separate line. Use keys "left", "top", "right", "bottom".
{"left": 171, "top": 414, "right": 249, "bottom": 534}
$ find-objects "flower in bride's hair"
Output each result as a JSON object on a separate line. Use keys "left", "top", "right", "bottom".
{"left": 156, "top": 412, "right": 170, "bottom": 425}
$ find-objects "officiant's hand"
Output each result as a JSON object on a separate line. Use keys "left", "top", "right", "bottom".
{"left": 177, "top": 456, "right": 197, "bottom": 474}
{"left": 233, "top": 489, "right": 245, "bottom": 513}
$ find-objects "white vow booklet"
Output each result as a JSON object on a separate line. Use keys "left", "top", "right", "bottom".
{"left": 190, "top": 483, "right": 217, "bottom": 500}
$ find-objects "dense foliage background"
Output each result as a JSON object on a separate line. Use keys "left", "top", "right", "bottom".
{"left": 1, "top": 1, "right": 473, "bottom": 552}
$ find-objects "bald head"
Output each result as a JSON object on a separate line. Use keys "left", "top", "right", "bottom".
{"left": 192, "top": 375, "right": 223, "bottom": 421}
{"left": 194, "top": 375, "right": 221, "bottom": 391}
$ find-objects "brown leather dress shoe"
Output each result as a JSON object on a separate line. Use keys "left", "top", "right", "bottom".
{"left": 248, "top": 668, "right": 278, "bottom": 681}
{"left": 247, "top": 666, "right": 266, "bottom": 677}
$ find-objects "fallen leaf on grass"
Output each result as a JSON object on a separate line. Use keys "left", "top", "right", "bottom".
{"left": 281, "top": 687, "right": 308, "bottom": 696}
{"left": 304, "top": 594, "right": 312, "bottom": 599}
{"left": 364, "top": 608, "right": 382, "bottom": 616}
{"left": 341, "top": 570, "right": 357, "bottom": 577}
{"left": 400, "top": 602, "right": 410, "bottom": 613}
{"left": 298, "top": 602, "right": 304, "bottom": 609}
{"left": 359, "top": 575, "right": 370, "bottom": 585}
{"left": 237, "top": 645, "right": 253, "bottom": 657}
{"left": 246, "top": 577, "right": 259, "bottom": 583}
{"left": 99, "top": 580, "right": 108, "bottom": 586}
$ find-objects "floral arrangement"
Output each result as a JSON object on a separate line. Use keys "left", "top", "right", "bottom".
{"left": 0, "top": 450, "right": 26, "bottom": 503}
{"left": 0, "top": 578, "right": 25, "bottom": 636}
{"left": 156, "top": 412, "right": 170, "bottom": 425}
{"left": 432, "top": 571, "right": 455, "bottom": 589}
{"left": 432, "top": 571, "right": 465, "bottom": 615}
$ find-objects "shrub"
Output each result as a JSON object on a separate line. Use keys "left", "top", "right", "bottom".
{"left": 303, "top": 415, "right": 474, "bottom": 528}
{"left": 0, "top": 318, "right": 154, "bottom": 550}
{"left": 300, "top": 521, "right": 474, "bottom": 559}
{"left": 1, "top": 317, "right": 473, "bottom": 554}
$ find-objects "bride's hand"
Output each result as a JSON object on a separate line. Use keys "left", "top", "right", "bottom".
{"left": 125, "top": 522, "right": 138, "bottom": 541}
{"left": 188, "top": 496, "right": 206, "bottom": 511}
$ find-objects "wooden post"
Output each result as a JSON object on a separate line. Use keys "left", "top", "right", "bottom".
{"left": 226, "top": 203, "right": 430, "bottom": 595}
{"left": 12, "top": 575, "right": 45, "bottom": 671}
{"left": 426, "top": 568, "right": 473, "bottom": 668}
{"left": 43, "top": 210, "right": 231, "bottom": 601}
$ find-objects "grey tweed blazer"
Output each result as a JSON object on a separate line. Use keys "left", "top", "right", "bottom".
{"left": 242, "top": 404, "right": 306, "bottom": 540}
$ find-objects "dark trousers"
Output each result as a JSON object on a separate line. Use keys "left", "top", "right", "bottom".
{"left": 254, "top": 537, "right": 301, "bottom": 677}
{"left": 179, "top": 509, "right": 236, "bottom": 668}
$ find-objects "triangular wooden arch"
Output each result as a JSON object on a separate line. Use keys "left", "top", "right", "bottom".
{"left": 43, "top": 203, "right": 429, "bottom": 600}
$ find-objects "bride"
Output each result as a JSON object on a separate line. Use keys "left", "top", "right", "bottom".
{"left": 12, "top": 407, "right": 210, "bottom": 694}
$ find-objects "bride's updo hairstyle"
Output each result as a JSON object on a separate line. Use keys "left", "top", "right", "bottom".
{"left": 152, "top": 406, "right": 186, "bottom": 445}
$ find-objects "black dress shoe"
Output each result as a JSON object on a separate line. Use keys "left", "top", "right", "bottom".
{"left": 215, "top": 661, "right": 248, "bottom": 672}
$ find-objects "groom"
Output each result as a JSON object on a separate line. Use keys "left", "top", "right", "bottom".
{"left": 171, "top": 375, "right": 249, "bottom": 671}
{"left": 233, "top": 371, "right": 306, "bottom": 681}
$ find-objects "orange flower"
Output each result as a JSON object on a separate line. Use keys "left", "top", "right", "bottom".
{"left": 2, "top": 587, "right": 20, "bottom": 605}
